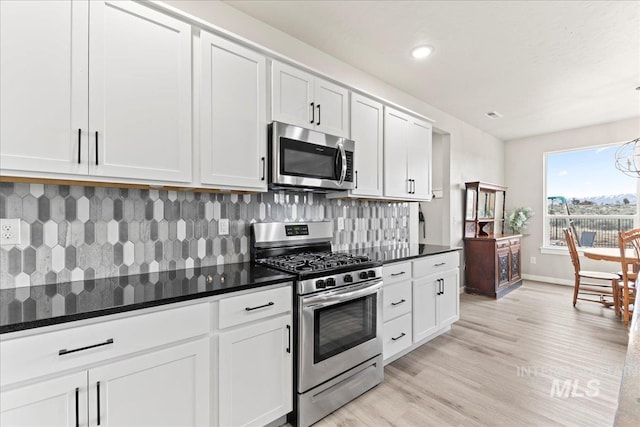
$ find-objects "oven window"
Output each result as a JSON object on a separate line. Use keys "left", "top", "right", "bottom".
{"left": 281, "top": 137, "right": 337, "bottom": 179}
{"left": 314, "top": 294, "right": 377, "bottom": 364}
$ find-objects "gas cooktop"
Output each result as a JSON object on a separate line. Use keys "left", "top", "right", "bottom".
{"left": 259, "top": 251, "right": 372, "bottom": 274}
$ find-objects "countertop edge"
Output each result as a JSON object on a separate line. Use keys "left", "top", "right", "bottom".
{"left": 380, "top": 247, "right": 462, "bottom": 264}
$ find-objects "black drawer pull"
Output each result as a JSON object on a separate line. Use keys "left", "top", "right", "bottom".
{"left": 75, "top": 387, "right": 79, "bottom": 427}
{"left": 97, "top": 381, "right": 101, "bottom": 425}
{"left": 391, "top": 332, "right": 406, "bottom": 341}
{"left": 434, "top": 262, "right": 446, "bottom": 267}
{"left": 245, "top": 301, "right": 274, "bottom": 311}
{"left": 94, "top": 131, "right": 99, "bottom": 165}
{"left": 59, "top": 338, "right": 114, "bottom": 356}
{"left": 286, "top": 324, "right": 291, "bottom": 354}
{"left": 390, "top": 271, "right": 406, "bottom": 277}
{"left": 391, "top": 299, "right": 406, "bottom": 306}
{"left": 77, "top": 128, "right": 82, "bottom": 164}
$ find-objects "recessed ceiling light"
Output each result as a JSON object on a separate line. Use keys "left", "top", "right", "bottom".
{"left": 485, "top": 111, "right": 503, "bottom": 119}
{"left": 411, "top": 45, "right": 433, "bottom": 60}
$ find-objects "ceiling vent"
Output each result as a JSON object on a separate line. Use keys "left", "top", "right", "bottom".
{"left": 485, "top": 111, "right": 503, "bottom": 119}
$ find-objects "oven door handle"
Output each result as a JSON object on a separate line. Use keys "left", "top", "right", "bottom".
{"left": 303, "top": 280, "right": 383, "bottom": 309}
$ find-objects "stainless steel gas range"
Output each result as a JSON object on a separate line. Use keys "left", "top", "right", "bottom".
{"left": 251, "top": 221, "right": 384, "bottom": 427}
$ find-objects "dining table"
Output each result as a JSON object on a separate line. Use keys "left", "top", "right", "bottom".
{"left": 582, "top": 247, "right": 637, "bottom": 262}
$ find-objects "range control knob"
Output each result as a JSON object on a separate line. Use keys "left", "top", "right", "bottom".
{"left": 344, "top": 274, "right": 353, "bottom": 283}
{"left": 315, "top": 279, "right": 326, "bottom": 289}
{"left": 367, "top": 270, "right": 376, "bottom": 278}
{"left": 359, "top": 271, "right": 369, "bottom": 280}
{"left": 325, "top": 278, "right": 336, "bottom": 287}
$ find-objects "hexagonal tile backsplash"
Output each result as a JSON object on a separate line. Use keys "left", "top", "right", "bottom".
{"left": 0, "top": 182, "right": 409, "bottom": 289}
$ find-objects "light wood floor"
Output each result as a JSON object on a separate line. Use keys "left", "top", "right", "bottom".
{"left": 315, "top": 281, "right": 630, "bottom": 427}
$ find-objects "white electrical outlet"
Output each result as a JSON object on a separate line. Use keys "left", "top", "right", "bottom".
{"left": 0, "top": 219, "right": 21, "bottom": 245}
{"left": 530, "top": 256, "right": 537, "bottom": 265}
{"left": 337, "top": 217, "right": 344, "bottom": 230}
{"left": 218, "top": 218, "right": 229, "bottom": 236}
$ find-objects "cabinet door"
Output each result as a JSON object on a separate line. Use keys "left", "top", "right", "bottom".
{"left": 383, "top": 107, "right": 410, "bottom": 199}
{"left": 89, "top": 339, "right": 209, "bottom": 427}
{"left": 0, "top": 372, "right": 87, "bottom": 427}
{"left": 200, "top": 31, "right": 267, "bottom": 191}
{"left": 407, "top": 117, "right": 432, "bottom": 200}
{"left": 313, "top": 78, "right": 349, "bottom": 137}
{"left": 217, "top": 315, "right": 292, "bottom": 427}
{"left": 88, "top": 0, "right": 192, "bottom": 183}
{"left": 0, "top": 0, "right": 89, "bottom": 176}
{"left": 272, "top": 61, "right": 314, "bottom": 129}
{"left": 497, "top": 246, "right": 510, "bottom": 288}
{"left": 350, "top": 93, "right": 383, "bottom": 197}
{"left": 510, "top": 244, "right": 521, "bottom": 282}
{"left": 437, "top": 269, "right": 460, "bottom": 326}
{"left": 412, "top": 276, "right": 438, "bottom": 343}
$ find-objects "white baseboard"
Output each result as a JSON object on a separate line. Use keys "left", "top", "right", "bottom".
{"left": 522, "top": 274, "right": 573, "bottom": 287}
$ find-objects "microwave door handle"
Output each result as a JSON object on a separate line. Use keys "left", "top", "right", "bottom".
{"left": 337, "top": 142, "right": 347, "bottom": 185}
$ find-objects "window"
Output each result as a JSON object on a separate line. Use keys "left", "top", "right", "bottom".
{"left": 545, "top": 144, "right": 638, "bottom": 248}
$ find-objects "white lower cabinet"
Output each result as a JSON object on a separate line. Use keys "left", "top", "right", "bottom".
{"left": 213, "top": 284, "right": 293, "bottom": 427}
{"left": 89, "top": 339, "right": 209, "bottom": 427}
{"left": 0, "top": 304, "right": 210, "bottom": 427}
{"left": 0, "top": 372, "right": 88, "bottom": 427}
{"left": 1, "top": 339, "right": 209, "bottom": 427}
{"left": 382, "top": 251, "right": 460, "bottom": 364}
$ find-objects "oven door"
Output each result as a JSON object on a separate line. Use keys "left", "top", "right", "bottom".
{"left": 298, "top": 279, "right": 383, "bottom": 392}
{"left": 271, "top": 121, "right": 354, "bottom": 190}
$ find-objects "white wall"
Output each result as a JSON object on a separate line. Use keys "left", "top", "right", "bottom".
{"left": 505, "top": 117, "right": 640, "bottom": 284}
{"left": 162, "top": 0, "right": 505, "bottom": 248}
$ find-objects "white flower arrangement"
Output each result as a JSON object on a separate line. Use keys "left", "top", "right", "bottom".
{"left": 506, "top": 207, "right": 534, "bottom": 235}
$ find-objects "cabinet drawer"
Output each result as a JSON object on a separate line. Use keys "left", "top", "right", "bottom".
{"left": 383, "top": 262, "right": 411, "bottom": 284}
{"left": 383, "top": 313, "right": 412, "bottom": 361}
{"left": 218, "top": 285, "right": 291, "bottom": 329}
{"left": 413, "top": 252, "right": 459, "bottom": 278}
{"left": 383, "top": 281, "right": 412, "bottom": 321}
{"left": 1, "top": 303, "right": 209, "bottom": 388}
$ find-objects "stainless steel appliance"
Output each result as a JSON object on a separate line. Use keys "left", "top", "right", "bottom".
{"left": 269, "top": 121, "right": 355, "bottom": 192}
{"left": 252, "top": 221, "right": 383, "bottom": 427}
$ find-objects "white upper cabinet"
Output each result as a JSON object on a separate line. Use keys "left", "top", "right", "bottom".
{"left": 272, "top": 61, "right": 349, "bottom": 137}
{"left": 383, "top": 106, "right": 432, "bottom": 201}
{"left": 199, "top": 31, "right": 267, "bottom": 191}
{"left": 88, "top": 0, "right": 192, "bottom": 183}
{"left": 350, "top": 93, "right": 383, "bottom": 197}
{"left": 0, "top": 0, "right": 88, "bottom": 176}
{"left": 0, "top": 0, "right": 192, "bottom": 184}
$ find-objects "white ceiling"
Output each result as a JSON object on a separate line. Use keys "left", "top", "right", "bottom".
{"left": 224, "top": 0, "right": 640, "bottom": 141}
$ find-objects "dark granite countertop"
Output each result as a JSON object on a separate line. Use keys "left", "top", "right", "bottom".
{"left": 0, "top": 263, "right": 294, "bottom": 334}
{"left": 344, "top": 244, "right": 461, "bottom": 264}
{"left": 615, "top": 306, "right": 640, "bottom": 426}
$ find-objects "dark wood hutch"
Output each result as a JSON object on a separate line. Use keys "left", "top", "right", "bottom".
{"left": 463, "top": 181, "right": 522, "bottom": 298}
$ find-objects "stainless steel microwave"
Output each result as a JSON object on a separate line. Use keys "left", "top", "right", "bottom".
{"left": 269, "top": 122, "right": 355, "bottom": 192}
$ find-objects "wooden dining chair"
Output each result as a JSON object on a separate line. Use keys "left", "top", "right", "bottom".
{"left": 563, "top": 228, "right": 619, "bottom": 309}
{"left": 617, "top": 229, "right": 638, "bottom": 325}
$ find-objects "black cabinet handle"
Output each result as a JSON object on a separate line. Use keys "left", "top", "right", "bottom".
{"left": 286, "top": 324, "right": 291, "bottom": 353}
{"left": 59, "top": 338, "right": 114, "bottom": 356}
{"left": 75, "top": 387, "right": 79, "bottom": 427}
{"left": 97, "top": 381, "right": 101, "bottom": 425}
{"left": 390, "top": 271, "right": 406, "bottom": 277}
{"left": 391, "top": 299, "right": 406, "bottom": 306}
{"left": 310, "top": 102, "right": 315, "bottom": 123}
{"left": 95, "top": 131, "right": 99, "bottom": 165}
{"left": 261, "top": 156, "right": 266, "bottom": 181}
{"left": 391, "top": 332, "right": 406, "bottom": 341}
{"left": 245, "top": 301, "right": 274, "bottom": 311}
{"left": 317, "top": 104, "right": 321, "bottom": 125}
{"left": 355, "top": 170, "right": 358, "bottom": 189}
{"left": 434, "top": 262, "right": 446, "bottom": 267}
{"left": 77, "top": 129, "right": 82, "bottom": 164}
